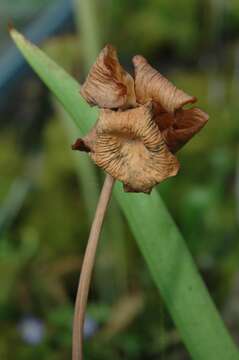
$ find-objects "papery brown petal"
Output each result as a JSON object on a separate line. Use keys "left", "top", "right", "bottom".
{"left": 80, "top": 44, "right": 137, "bottom": 109}
{"left": 90, "top": 104, "right": 180, "bottom": 193}
{"left": 133, "top": 55, "right": 196, "bottom": 113}
{"left": 162, "top": 108, "right": 209, "bottom": 153}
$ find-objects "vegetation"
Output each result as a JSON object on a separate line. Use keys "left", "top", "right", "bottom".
{"left": 1, "top": 1, "right": 239, "bottom": 359}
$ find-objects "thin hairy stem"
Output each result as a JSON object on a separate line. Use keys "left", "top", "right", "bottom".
{"left": 72, "top": 174, "right": 115, "bottom": 360}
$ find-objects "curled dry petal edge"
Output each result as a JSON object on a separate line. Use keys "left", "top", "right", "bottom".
{"left": 80, "top": 44, "right": 137, "bottom": 109}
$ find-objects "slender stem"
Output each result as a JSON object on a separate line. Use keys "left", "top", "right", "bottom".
{"left": 72, "top": 174, "right": 115, "bottom": 360}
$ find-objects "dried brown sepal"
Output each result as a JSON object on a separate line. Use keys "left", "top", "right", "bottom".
{"left": 153, "top": 107, "right": 175, "bottom": 131}
{"left": 162, "top": 108, "right": 209, "bottom": 153}
{"left": 80, "top": 44, "right": 137, "bottom": 109}
{"left": 88, "top": 104, "right": 179, "bottom": 193}
{"left": 72, "top": 126, "right": 98, "bottom": 153}
{"left": 123, "top": 183, "right": 152, "bottom": 194}
{"left": 72, "top": 138, "right": 91, "bottom": 152}
{"left": 133, "top": 55, "right": 196, "bottom": 113}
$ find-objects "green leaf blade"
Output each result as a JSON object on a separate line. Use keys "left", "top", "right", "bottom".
{"left": 115, "top": 184, "right": 238, "bottom": 359}
{"left": 10, "top": 28, "right": 239, "bottom": 360}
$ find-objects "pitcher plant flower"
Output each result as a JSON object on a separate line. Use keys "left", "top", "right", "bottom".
{"left": 72, "top": 45, "right": 208, "bottom": 193}
{"left": 71, "top": 45, "right": 208, "bottom": 360}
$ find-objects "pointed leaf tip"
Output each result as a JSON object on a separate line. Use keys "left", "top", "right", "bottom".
{"left": 7, "top": 20, "right": 14, "bottom": 33}
{"left": 10, "top": 27, "right": 28, "bottom": 45}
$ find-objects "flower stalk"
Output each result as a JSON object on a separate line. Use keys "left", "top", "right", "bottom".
{"left": 72, "top": 174, "right": 115, "bottom": 360}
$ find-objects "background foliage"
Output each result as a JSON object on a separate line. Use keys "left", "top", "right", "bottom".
{"left": 1, "top": 0, "right": 239, "bottom": 359}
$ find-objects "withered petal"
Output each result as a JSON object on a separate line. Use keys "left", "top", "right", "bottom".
{"left": 133, "top": 55, "right": 196, "bottom": 113}
{"left": 162, "top": 108, "right": 209, "bottom": 153}
{"left": 80, "top": 44, "right": 137, "bottom": 109}
{"left": 88, "top": 104, "right": 180, "bottom": 193}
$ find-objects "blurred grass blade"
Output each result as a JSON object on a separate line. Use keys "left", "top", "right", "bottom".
{"left": 10, "top": 28, "right": 239, "bottom": 360}
{"left": 74, "top": 0, "right": 102, "bottom": 72}
{"left": 0, "top": 178, "right": 31, "bottom": 234}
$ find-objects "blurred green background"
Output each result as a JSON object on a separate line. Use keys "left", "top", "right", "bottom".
{"left": 0, "top": 0, "right": 239, "bottom": 359}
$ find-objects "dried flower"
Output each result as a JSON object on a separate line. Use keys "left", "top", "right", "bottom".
{"left": 73, "top": 45, "right": 208, "bottom": 193}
